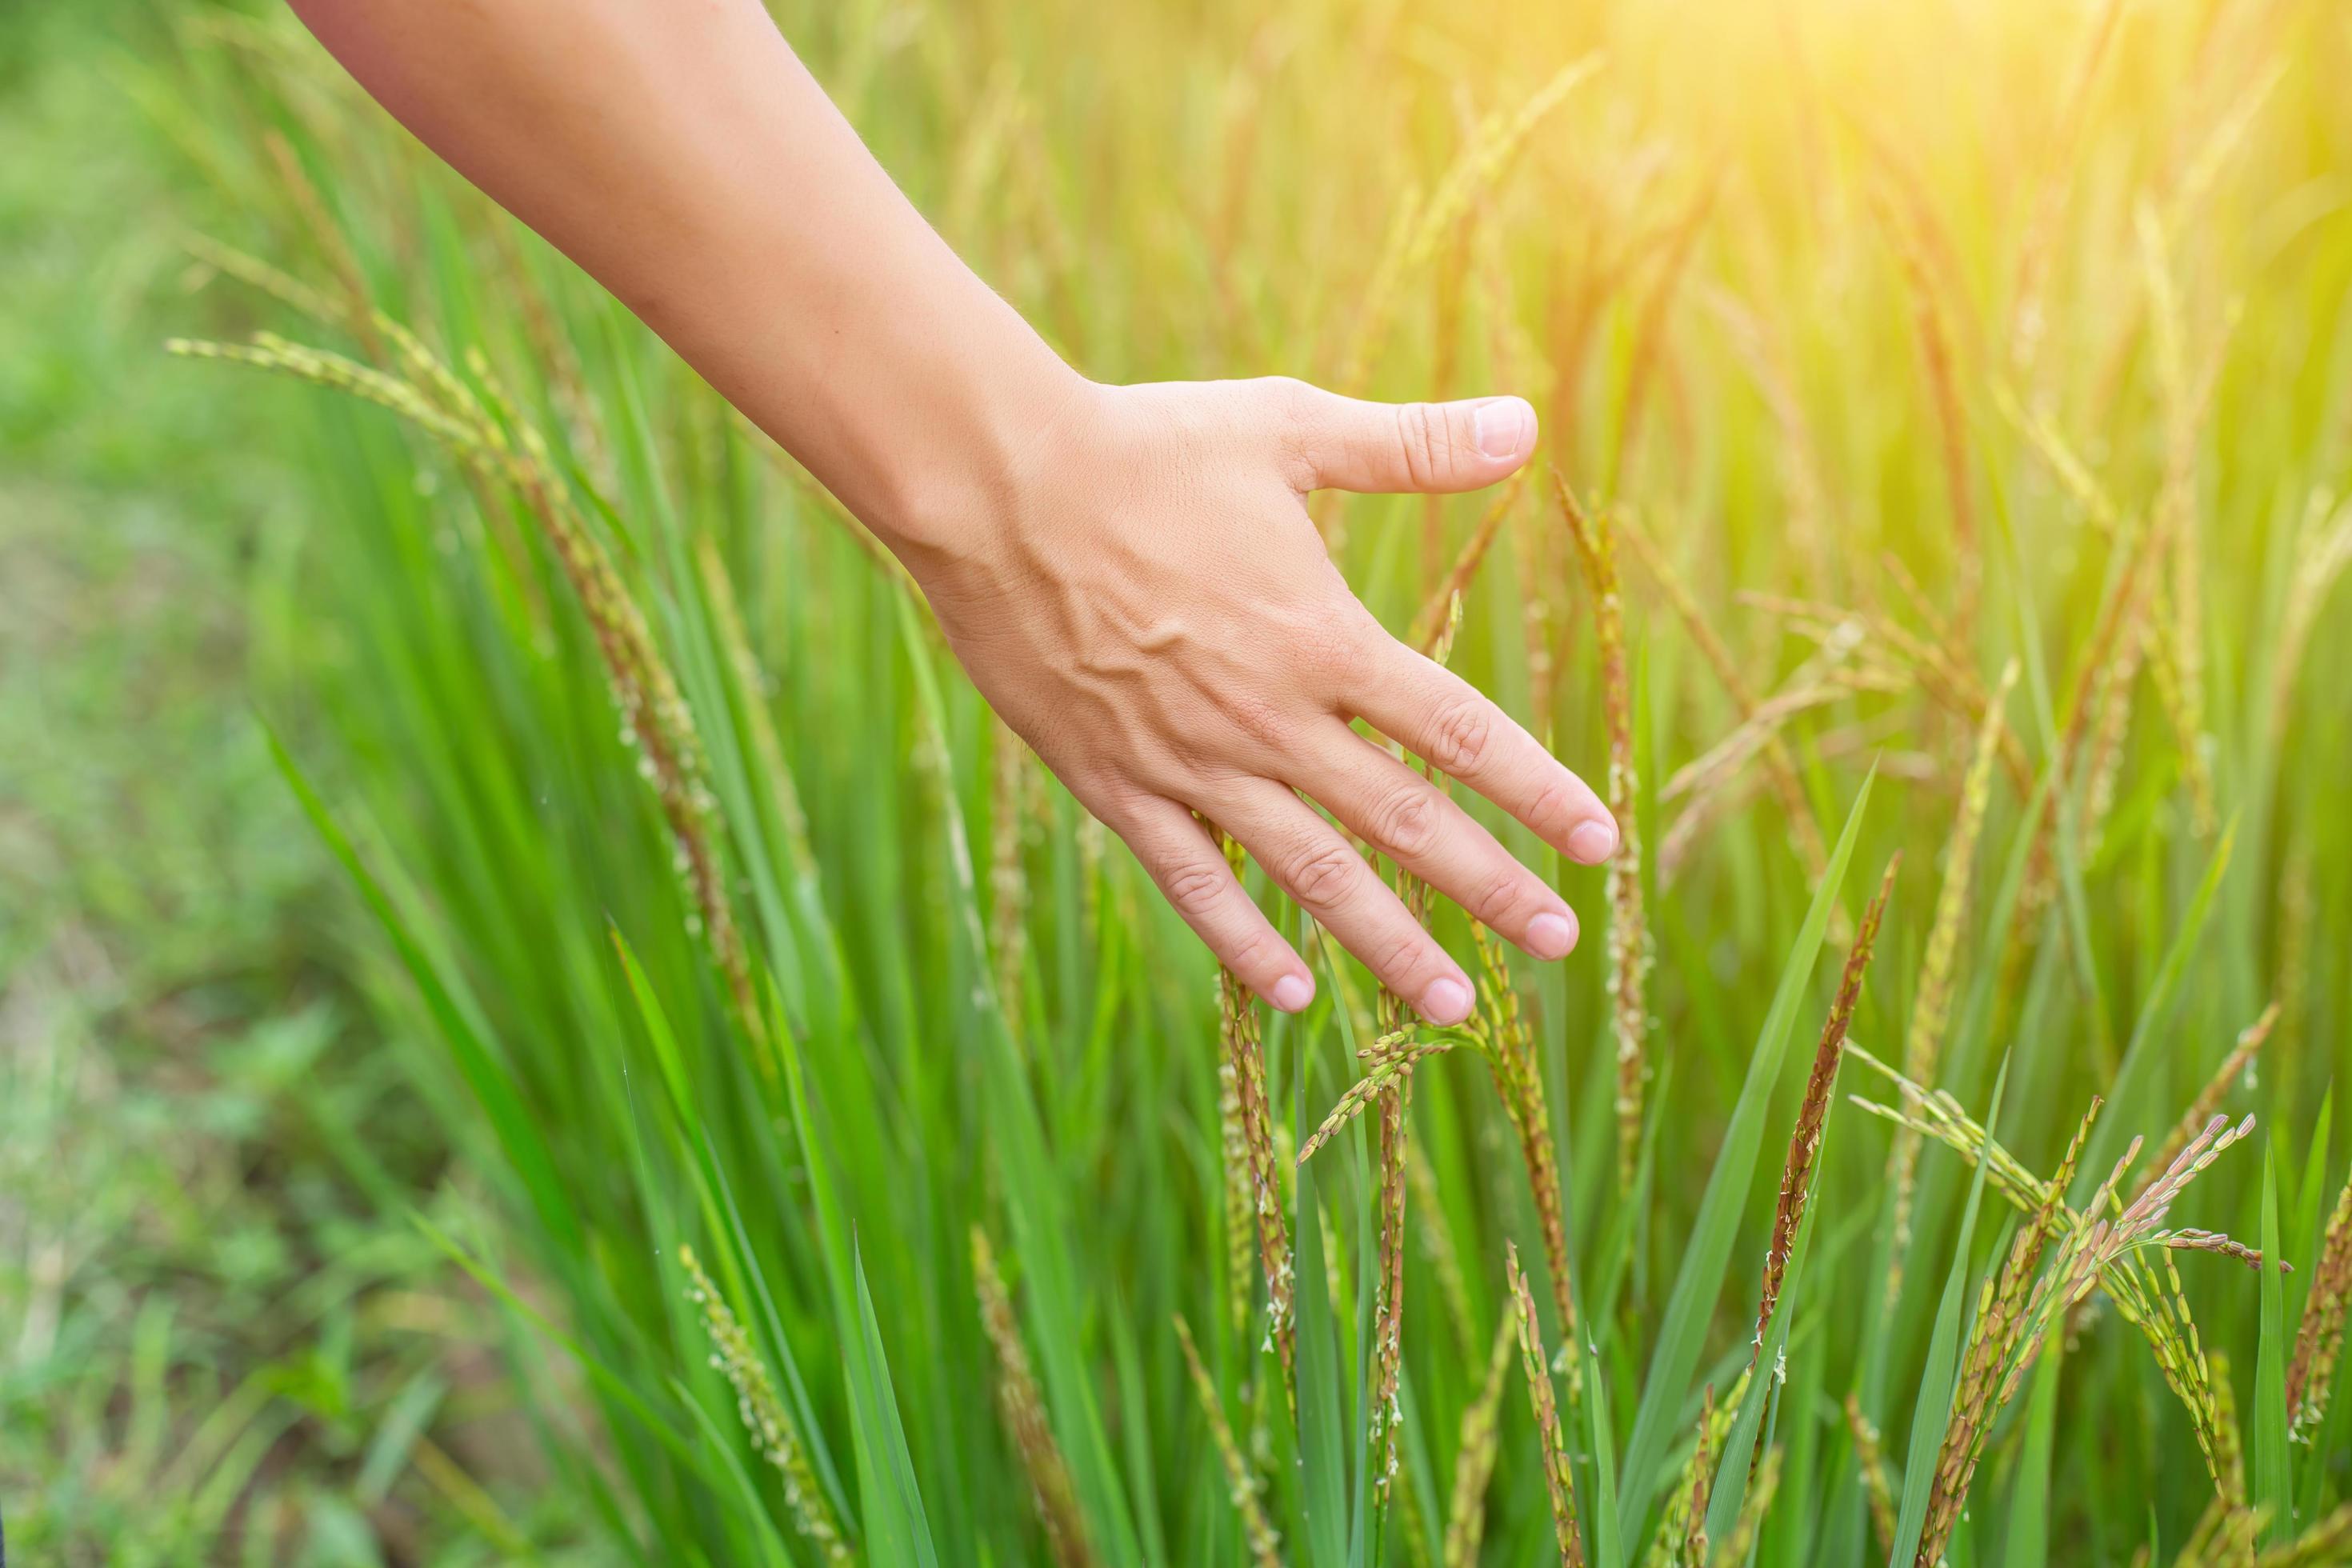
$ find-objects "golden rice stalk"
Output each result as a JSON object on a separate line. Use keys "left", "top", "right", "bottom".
{"left": 2288, "top": 1173, "right": 2352, "bottom": 1434}
{"left": 1994, "top": 379, "right": 2122, "bottom": 537}
{"left": 973, "top": 1230, "right": 1100, "bottom": 1568}
{"left": 2136, "top": 206, "right": 2217, "bottom": 836}
{"left": 1442, "top": 1306, "right": 1518, "bottom": 1567}
{"left": 1217, "top": 830, "right": 1295, "bottom": 1400}
{"left": 1558, "top": 473, "right": 1649, "bottom": 1186}
{"left": 1704, "top": 1446, "right": 1780, "bottom": 1568}
{"left": 183, "top": 231, "right": 344, "bottom": 327}
{"left": 1610, "top": 178, "right": 1717, "bottom": 490}
{"left": 2139, "top": 1004, "right": 2280, "bottom": 1196}
{"left": 2005, "top": 0, "right": 2126, "bottom": 378}
{"left": 1657, "top": 679, "right": 1856, "bottom": 882}
{"left": 1174, "top": 1314, "right": 1284, "bottom": 1568}
{"left": 170, "top": 328, "right": 769, "bottom": 1065}
{"left": 1621, "top": 511, "right": 1826, "bottom": 880}
{"left": 1756, "top": 857, "right": 1898, "bottom": 1355}
{"left": 679, "top": 1246, "right": 854, "bottom": 1563}
{"left": 2269, "top": 489, "right": 2352, "bottom": 748}
{"left": 1886, "top": 661, "right": 2017, "bottom": 1300}
{"left": 1218, "top": 1054, "right": 1255, "bottom": 1337}
{"left": 1410, "top": 473, "right": 1529, "bottom": 654}
{"left": 1298, "top": 1031, "right": 1460, "bottom": 1165}
{"left": 1845, "top": 1394, "right": 1898, "bottom": 1559}
{"left": 1473, "top": 922, "right": 1581, "bottom": 1378}
{"left": 1701, "top": 287, "right": 1833, "bottom": 589}
{"left": 1509, "top": 1242, "right": 1588, "bottom": 1568}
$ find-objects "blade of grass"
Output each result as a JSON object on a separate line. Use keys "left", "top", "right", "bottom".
{"left": 1616, "top": 766, "right": 1877, "bottom": 1542}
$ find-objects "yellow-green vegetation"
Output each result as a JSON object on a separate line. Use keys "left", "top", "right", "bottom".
{"left": 10, "top": 0, "right": 2352, "bottom": 1561}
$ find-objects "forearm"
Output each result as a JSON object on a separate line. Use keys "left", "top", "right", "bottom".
{"left": 289, "top": 0, "right": 1081, "bottom": 560}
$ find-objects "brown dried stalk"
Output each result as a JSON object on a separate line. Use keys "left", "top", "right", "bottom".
{"left": 973, "top": 1230, "right": 1099, "bottom": 1568}
{"left": 1174, "top": 1314, "right": 1284, "bottom": 1568}
{"left": 1558, "top": 472, "right": 1650, "bottom": 1186}
{"left": 1886, "top": 661, "right": 2016, "bottom": 1301}
{"left": 680, "top": 1246, "right": 854, "bottom": 1563}
{"left": 1509, "top": 1242, "right": 1587, "bottom": 1568}
{"left": 2288, "top": 1173, "right": 2352, "bottom": 1432}
{"left": 1216, "top": 830, "right": 1294, "bottom": 1398}
{"left": 1755, "top": 857, "right": 1898, "bottom": 1354}
{"left": 1442, "top": 1310, "right": 1519, "bottom": 1568}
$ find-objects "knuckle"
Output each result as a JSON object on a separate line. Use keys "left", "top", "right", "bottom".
{"left": 1366, "top": 779, "right": 1442, "bottom": 860}
{"left": 1474, "top": 866, "right": 1534, "bottom": 924}
{"left": 1373, "top": 928, "right": 1431, "bottom": 982}
{"left": 1424, "top": 695, "right": 1495, "bottom": 775}
{"left": 1286, "top": 841, "right": 1363, "bottom": 909}
{"left": 1223, "top": 924, "right": 1279, "bottom": 977}
{"left": 1526, "top": 778, "right": 1576, "bottom": 834}
{"left": 1161, "top": 860, "right": 1229, "bottom": 919}
{"left": 1393, "top": 402, "right": 1442, "bottom": 489}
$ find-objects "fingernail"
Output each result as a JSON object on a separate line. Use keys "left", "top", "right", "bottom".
{"left": 1473, "top": 398, "right": 1535, "bottom": 461}
{"left": 1270, "top": 973, "right": 1314, "bottom": 1013}
{"left": 1569, "top": 818, "right": 1618, "bottom": 864}
{"left": 1421, "top": 975, "right": 1474, "bottom": 1026}
{"left": 1526, "top": 910, "right": 1577, "bottom": 961}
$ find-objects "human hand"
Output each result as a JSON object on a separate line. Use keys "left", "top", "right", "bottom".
{"left": 907, "top": 375, "right": 1619, "bottom": 1026}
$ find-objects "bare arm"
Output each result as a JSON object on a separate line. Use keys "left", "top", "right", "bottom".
{"left": 290, "top": 0, "right": 1618, "bottom": 1024}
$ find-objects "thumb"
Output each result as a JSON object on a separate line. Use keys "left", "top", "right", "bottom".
{"left": 1275, "top": 382, "right": 1538, "bottom": 494}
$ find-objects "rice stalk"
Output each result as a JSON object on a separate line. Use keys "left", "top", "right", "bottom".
{"left": 1618, "top": 509, "right": 1827, "bottom": 881}
{"left": 1371, "top": 1063, "right": 1414, "bottom": 1508}
{"left": 1885, "top": 660, "right": 2017, "bottom": 1301}
{"left": 1472, "top": 920, "right": 1579, "bottom": 1374}
{"left": 2267, "top": 489, "right": 2352, "bottom": 747}
{"left": 1558, "top": 472, "right": 1649, "bottom": 1186}
{"left": 1610, "top": 177, "right": 1717, "bottom": 494}
{"left": 1409, "top": 472, "right": 1529, "bottom": 655}
{"left": 1173, "top": 1314, "right": 1283, "bottom": 1568}
{"left": 167, "top": 326, "right": 769, "bottom": 1066}
{"left": 1755, "top": 856, "right": 1898, "bottom": 1358}
{"left": 1442, "top": 1310, "right": 1519, "bottom": 1568}
{"left": 1644, "top": 1378, "right": 1738, "bottom": 1568}
{"left": 1845, "top": 1393, "right": 1899, "bottom": 1558}
{"left": 1216, "top": 828, "right": 1294, "bottom": 1399}
{"left": 2287, "top": 1173, "right": 2352, "bottom": 1434}
{"left": 972, "top": 1229, "right": 1100, "bottom": 1568}
{"left": 2006, "top": 0, "right": 2127, "bottom": 379}
{"left": 1508, "top": 1242, "right": 1587, "bottom": 1568}
{"left": 679, "top": 1246, "right": 854, "bottom": 1563}
{"left": 2257, "top": 1503, "right": 2352, "bottom": 1568}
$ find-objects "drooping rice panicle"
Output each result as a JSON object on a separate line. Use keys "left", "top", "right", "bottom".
{"left": 1844, "top": 1393, "right": 1898, "bottom": 1559}
{"left": 1755, "top": 855, "right": 1898, "bottom": 1355}
{"left": 1215, "top": 829, "right": 1294, "bottom": 1398}
{"left": 2138, "top": 1003, "right": 2280, "bottom": 1195}
{"left": 1472, "top": 921, "right": 1580, "bottom": 1375}
{"left": 2288, "top": 1172, "right": 2352, "bottom": 1434}
{"left": 1370, "top": 1066, "right": 1413, "bottom": 1506}
{"left": 1297, "top": 1030, "right": 1458, "bottom": 1165}
{"left": 1442, "top": 1305, "right": 1518, "bottom": 1568}
{"left": 1174, "top": 1314, "right": 1283, "bottom": 1568}
{"left": 2268, "top": 489, "right": 2352, "bottom": 746}
{"left": 680, "top": 1246, "right": 854, "bottom": 1563}
{"left": 170, "top": 326, "right": 770, "bottom": 1064}
{"left": 1218, "top": 1053, "right": 1254, "bottom": 1337}
{"left": 1508, "top": 1242, "right": 1587, "bottom": 1568}
{"left": 972, "top": 1229, "right": 1100, "bottom": 1568}
{"left": 1885, "top": 660, "right": 2017, "bottom": 1300}
{"left": 1558, "top": 471, "right": 1649, "bottom": 1186}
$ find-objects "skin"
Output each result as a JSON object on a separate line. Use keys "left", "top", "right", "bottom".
{"left": 287, "top": 0, "right": 1619, "bottom": 1026}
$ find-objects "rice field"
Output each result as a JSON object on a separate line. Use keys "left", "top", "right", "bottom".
{"left": 10, "top": 0, "right": 2352, "bottom": 1561}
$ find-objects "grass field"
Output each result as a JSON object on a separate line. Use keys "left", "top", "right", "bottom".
{"left": 8, "top": 0, "right": 2352, "bottom": 1562}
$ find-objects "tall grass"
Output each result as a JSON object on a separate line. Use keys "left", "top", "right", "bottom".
{"left": 145, "top": 0, "right": 2352, "bottom": 1560}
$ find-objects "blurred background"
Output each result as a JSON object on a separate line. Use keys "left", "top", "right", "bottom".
{"left": 4, "top": 0, "right": 2350, "bottom": 1562}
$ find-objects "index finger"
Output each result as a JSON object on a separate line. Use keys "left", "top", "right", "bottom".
{"left": 1342, "top": 642, "right": 1618, "bottom": 866}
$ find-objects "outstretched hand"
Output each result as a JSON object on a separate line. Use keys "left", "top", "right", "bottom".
{"left": 910, "top": 376, "right": 1619, "bottom": 1026}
